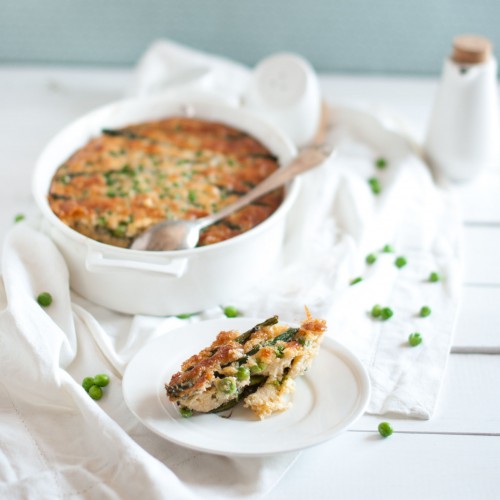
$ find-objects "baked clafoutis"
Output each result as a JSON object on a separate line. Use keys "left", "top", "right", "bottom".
{"left": 165, "top": 310, "right": 327, "bottom": 419}
{"left": 48, "top": 117, "right": 284, "bottom": 248}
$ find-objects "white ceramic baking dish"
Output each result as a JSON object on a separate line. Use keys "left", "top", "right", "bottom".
{"left": 32, "top": 94, "right": 299, "bottom": 316}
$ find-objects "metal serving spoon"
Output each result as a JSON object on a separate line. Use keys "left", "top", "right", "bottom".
{"left": 131, "top": 142, "right": 334, "bottom": 251}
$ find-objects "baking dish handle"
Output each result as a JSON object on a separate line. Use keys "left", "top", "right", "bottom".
{"left": 85, "top": 250, "right": 188, "bottom": 277}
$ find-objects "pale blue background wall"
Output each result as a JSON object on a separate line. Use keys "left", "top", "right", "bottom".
{"left": 1, "top": 0, "right": 498, "bottom": 75}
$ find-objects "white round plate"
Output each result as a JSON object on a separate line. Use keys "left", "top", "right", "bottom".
{"left": 122, "top": 318, "right": 371, "bottom": 457}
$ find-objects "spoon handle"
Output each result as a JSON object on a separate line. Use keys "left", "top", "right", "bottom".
{"left": 199, "top": 144, "right": 334, "bottom": 227}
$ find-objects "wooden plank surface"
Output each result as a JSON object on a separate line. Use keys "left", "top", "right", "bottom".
{"left": 271, "top": 431, "right": 500, "bottom": 500}
{"left": 453, "top": 285, "right": 500, "bottom": 351}
{"left": 1, "top": 67, "right": 499, "bottom": 499}
{"left": 352, "top": 354, "right": 500, "bottom": 435}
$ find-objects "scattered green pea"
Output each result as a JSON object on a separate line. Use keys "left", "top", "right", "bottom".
{"left": 350, "top": 277, "right": 363, "bottom": 286}
{"left": 82, "top": 377, "right": 95, "bottom": 392}
{"left": 420, "top": 306, "right": 432, "bottom": 317}
{"left": 14, "top": 213, "right": 25, "bottom": 223}
{"left": 179, "top": 407, "right": 193, "bottom": 418}
{"left": 371, "top": 304, "right": 382, "bottom": 318}
{"left": 37, "top": 292, "right": 53, "bottom": 307}
{"left": 429, "top": 272, "right": 440, "bottom": 283}
{"left": 378, "top": 421, "right": 393, "bottom": 438}
{"left": 88, "top": 385, "right": 103, "bottom": 400}
{"left": 395, "top": 256, "right": 407, "bottom": 269}
{"left": 93, "top": 374, "right": 110, "bottom": 387}
{"left": 382, "top": 244, "right": 394, "bottom": 253}
{"left": 368, "top": 177, "right": 381, "bottom": 195}
{"left": 409, "top": 332, "right": 423, "bottom": 347}
{"left": 366, "top": 253, "right": 377, "bottom": 265}
{"left": 223, "top": 305, "right": 239, "bottom": 318}
{"left": 236, "top": 366, "right": 250, "bottom": 381}
{"left": 380, "top": 307, "right": 393, "bottom": 320}
{"left": 375, "top": 157, "right": 387, "bottom": 170}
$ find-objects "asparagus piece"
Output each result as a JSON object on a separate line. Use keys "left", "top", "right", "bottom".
{"left": 246, "top": 327, "right": 300, "bottom": 357}
{"left": 235, "top": 316, "right": 279, "bottom": 344}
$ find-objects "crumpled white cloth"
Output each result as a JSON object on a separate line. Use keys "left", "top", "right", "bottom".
{"left": 0, "top": 39, "right": 462, "bottom": 498}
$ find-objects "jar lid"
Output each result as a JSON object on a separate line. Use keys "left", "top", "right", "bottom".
{"left": 452, "top": 35, "right": 492, "bottom": 64}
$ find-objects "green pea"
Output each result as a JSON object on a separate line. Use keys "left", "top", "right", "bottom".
{"left": 395, "top": 256, "right": 407, "bottom": 269}
{"left": 429, "top": 272, "right": 440, "bottom": 283}
{"left": 217, "top": 377, "right": 237, "bottom": 394}
{"left": 176, "top": 312, "right": 195, "bottom": 319}
{"left": 378, "top": 421, "right": 393, "bottom": 438}
{"left": 371, "top": 304, "right": 382, "bottom": 318}
{"left": 88, "top": 385, "right": 103, "bottom": 400}
{"left": 366, "top": 253, "right": 377, "bottom": 265}
{"left": 350, "top": 277, "right": 363, "bottom": 286}
{"left": 381, "top": 307, "right": 393, "bottom": 320}
{"left": 14, "top": 213, "right": 25, "bottom": 223}
{"left": 236, "top": 366, "right": 250, "bottom": 381}
{"left": 37, "top": 292, "right": 53, "bottom": 307}
{"left": 93, "top": 374, "right": 110, "bottom": 387}
{"left": 223, "top": 306, "right": 239, "bottom": 318}
{"left": 420, "top": 306, "right": 431, "bottom": 317}
{"left": 408, "top": 332, "right": 423, "bottom": 347}
{"left": 382, "top": 244, "right": 394, "bottom": 253}
{"left": 179, "top": 407, "right": 193, "bottom": 418}
{"left": 375, "top": 157, "right": 387, "bottom": 169}
{"left": 368, "top": 177, "right": 381, "bottom": 195}
{"left": 250, "top": 360, "right": 267, "bottom": 374}
{"left": 82, "top": 377, "right": 94, "bottom": 392}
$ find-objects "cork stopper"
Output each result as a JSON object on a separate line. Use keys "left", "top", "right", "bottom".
{"left": 452, "top": 35, "right": 492, "bottom": 64}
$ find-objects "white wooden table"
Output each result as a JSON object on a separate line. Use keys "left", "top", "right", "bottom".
{"left": 1, "top": 67, "right": 498, "bottom": 499}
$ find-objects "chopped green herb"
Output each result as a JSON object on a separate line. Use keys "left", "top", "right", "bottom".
{"left": 223, "top": 305, "right": 239, "bottom": 318}
{"left": 408, "top": 332, "right": 423, "bottom": 347}
{"left": 420, "top": 306, "right": 431, "bottom": 318}
{"left": 195, "top": 150, "right": 203, "bottom": 158}
{"left": 60, "top": 174, "right": 71, "bottom": 185}
{"left": 395, "top": 256, "right": 407, "bottom": 269}
{"left": 176, "top": 159, "right": 190, "bottom": 165}
{"left": 188, "top": 190, "right": 197, "bottom": 203}
{"left": 107, "top": 190, "right": 116, "bottom": 198}
{"left": 14, "top": 214, "right": 25, "bottom": 223}
{"left": 96, "top": 216, "right": 107, "bottom": 226}
{"left": 366, "top": 253, "right": 377, "bottom": 265}
{"left": 112, "top": 224, "right": 127, "bottom": 238}
{"left": 350, "top": 277, "right": 363, "bottom": 286}
{"left": 227, "top": 158, "right": 235, "bottom": 166}
{"left": 429, "top": 272, "right": 440, "bottom": 283}
{"left": 375, "top": 157, "right": 387, "bottom": 169}
{"left": 378, "top": 421, "right": 393, "bottom": 437}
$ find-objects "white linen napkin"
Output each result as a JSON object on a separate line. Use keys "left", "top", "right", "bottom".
{"left": 0, "top": 39, "right": 462, "bottom": 498}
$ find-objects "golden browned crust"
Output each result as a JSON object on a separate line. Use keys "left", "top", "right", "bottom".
{"left": 48, "top": 117, "right": 284, "bottom": 248}
{"left": 165, "top": 312, "right": 327, "bottom": 418}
